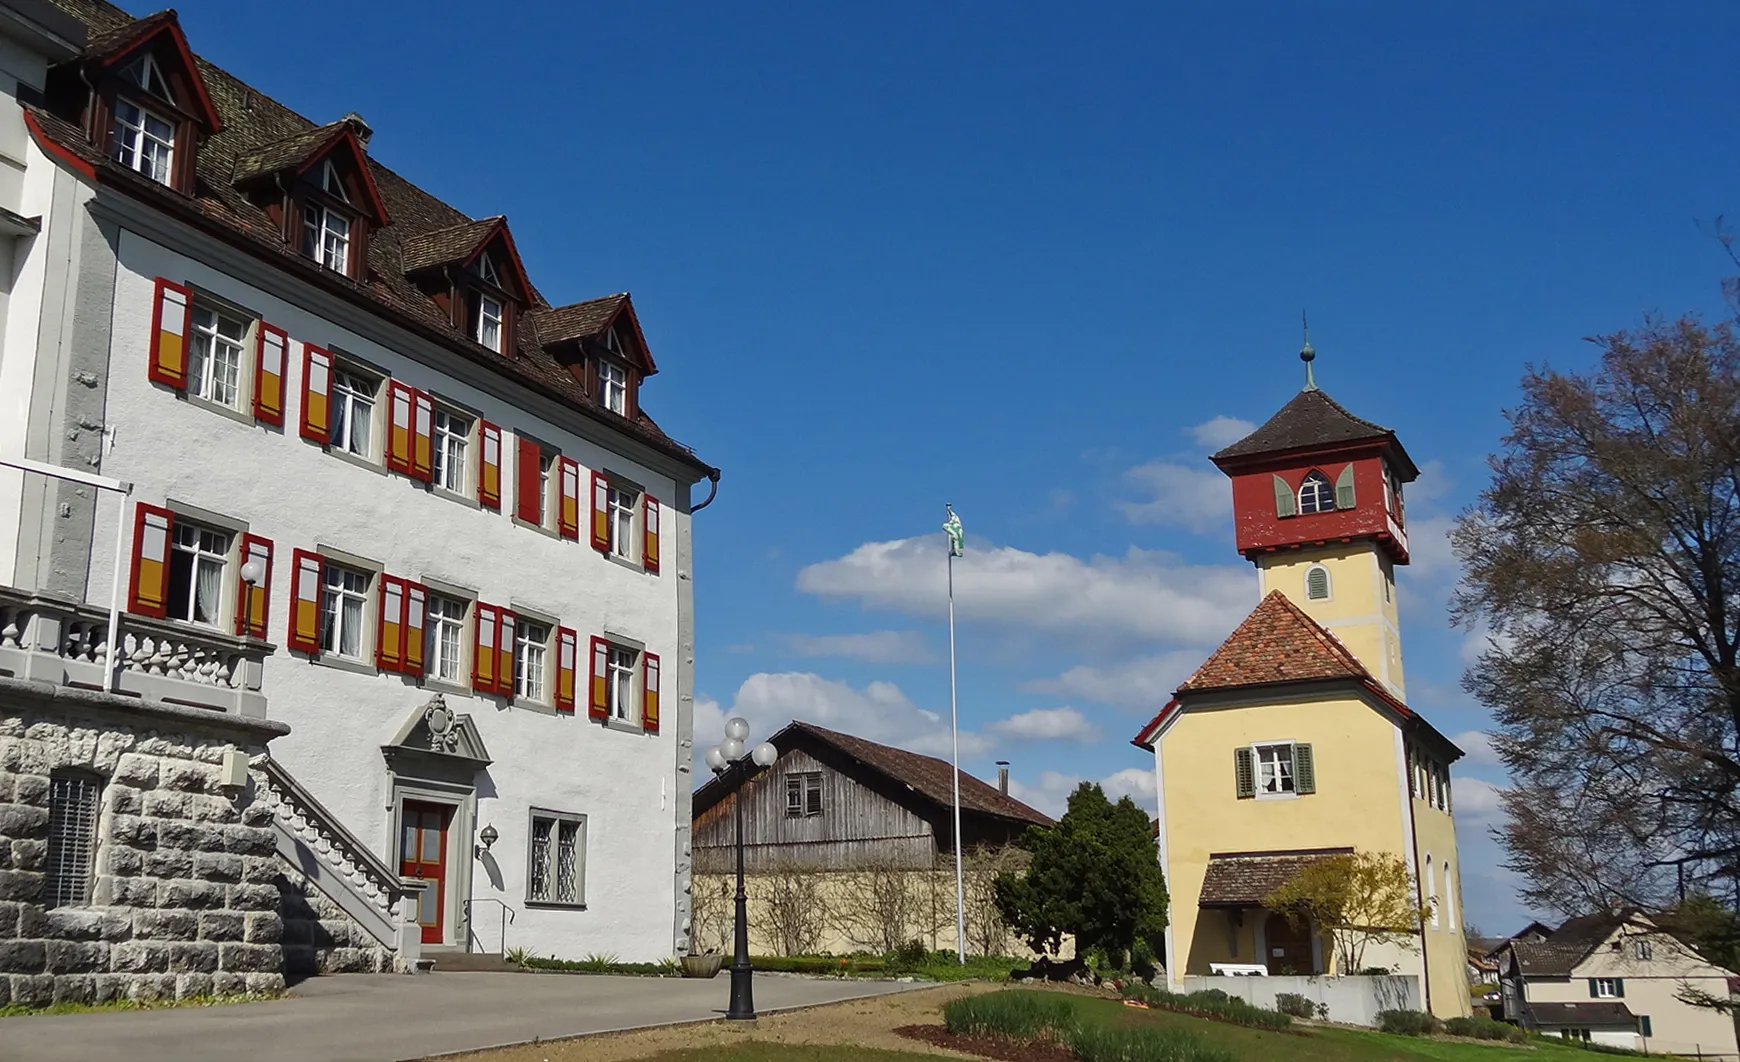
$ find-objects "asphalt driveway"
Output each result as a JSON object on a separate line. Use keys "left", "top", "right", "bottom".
{"left": 0, "top": 971, "right": 928, "bottom": 1062}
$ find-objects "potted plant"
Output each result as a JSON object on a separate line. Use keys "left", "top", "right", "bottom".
{"left": 680, "top": 952, "right": 724, "bottom": 978}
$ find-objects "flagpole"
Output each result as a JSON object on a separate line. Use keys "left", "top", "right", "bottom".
{"left": 947, "top": 505, "right": 966, "bottom": 964}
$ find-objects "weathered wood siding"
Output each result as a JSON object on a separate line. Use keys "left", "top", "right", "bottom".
{"left": 694, "top": 749, "right": 937, "bottom": 873}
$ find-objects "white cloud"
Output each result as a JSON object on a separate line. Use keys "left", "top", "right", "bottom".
{"left": 1407, "top": 460, "right": 1453, "bottom": 506}
{"left": 784, "top": 630, "right": 935, "bottom": 664}
{"left": 1007, "top": 766, "right": 1158, "bottom": 819}
{"left": 988, "top": 707, "right": 1101, "bottom": 743}
{"left": 1452, "top": 729, "right": 1502, "bottom": 767}
{"left": 1402, "top": 514, "right": 1458, "bottom": 585}
{"left": 797, "top": 537, "right": 1252, "bottom": 649}
{"left": 1454, "top": 776, "right": 1509, "bottom": 823}
{"left": 1116, "top": 461, "right": 1232, "bottom": 535}
{"left": 1021, "top": 650, "right": 1207, "bottom": 714}
{"left": 1187, "top": 415, "right": 1257, "bottom": 451}
{"left": 691, "top": 672, "right": 991, "bottom": 779}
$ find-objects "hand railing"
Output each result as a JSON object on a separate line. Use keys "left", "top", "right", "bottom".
{"left": 464, "top": 897, "right": 516, "bottom": 957}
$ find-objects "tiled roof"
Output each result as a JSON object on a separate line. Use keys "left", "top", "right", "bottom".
{"left": 1526, "top": 1002, "right": 1636, "bottom": 1028}
{"left": 1511, "top": 938, "right": 1594, "bottom": 978}
{"left": 531, "top": 293, "right": 629, "bottom": 346}
{"left": 1198, "top": 848, "right": 1353, "bottom": 907}
{"left": 787, "top": 721, "right": 1053, "bottom": 827}
{"left": 38, "top": 0, "right": 709, "bottom": 475}
{"left": 1213, "top": 387, "right": 1418, "bottom": 477}
{"left": 230, "top": 122, "right": 347, "bottom": 183}
{"left": 400, "top": 217, "right": 503, "bottom": 275}
{"left": 1176, "top": 591, "right": 1370, "bottom": 693}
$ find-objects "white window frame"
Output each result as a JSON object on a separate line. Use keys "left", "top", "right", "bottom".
{"left": 525, "top": 808, "right": 586, "bottom": 908}
{"left": 166, "top": 520, "right": 232, "bottom": 629}
{"left": 514, "top": 619, "right": 551, "bottom": 704}
{"left": 425, "top": 593, "right": 468, "bottom": 685}
{"left": 1634, "top": 939, "right": 1653, "bottom": 961}
{"left": 1593, "top": 978, "right": 1618, "bottom": 999}
{"left": 187, "top": 302, "right": 249, "bottom": 409}
{"left": 608, "top": 484, "right": 637, "bottom": 560}
{"left": 606, "top": 643, "right": 637, "bottom": 722}
{"left": 476, "top": 293, "right": 504, "bottom": 353}
{"left": 320, "top": 563, "right": 371, "bottom": 660}
{"left": 302, "top": 201, "right": 351, "bottom": 274}
{"left": 1426, "top": 853, "right": 1439, "bottom": 927}
{"left": 1252, "top": 741, "right": 1297, "bottom": 800}
{"left": 321, "top": 159, "right": 350, "bottom": 203}
{"left": 330, "top": 368, "right": 378, "bottom": 458}
{"left": 431, "top": 408, "right": 470, "bottom": 495}
{"left": 111, "top": 98, "right": 175, "bottom": 185}
{"left": 1298, "top": 471, "right": 1335, "bottom": 514}
{"left": 598, "top": 359, "right": 627, "bottom": 415}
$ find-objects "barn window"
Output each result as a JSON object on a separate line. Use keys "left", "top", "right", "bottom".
{"left": 785, "top": 772, "right": 822, "bottom": 817}
{"left": 43, "top": 770, "right": 103, "bottom": 908}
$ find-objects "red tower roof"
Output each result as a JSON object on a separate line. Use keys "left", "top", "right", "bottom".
{"left": 1212, "top": 387, "right": 1419, "bottom": 480}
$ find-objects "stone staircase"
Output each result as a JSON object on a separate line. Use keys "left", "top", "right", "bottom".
{"left": 422, "top": 948, "right": 518, "bottom": 973}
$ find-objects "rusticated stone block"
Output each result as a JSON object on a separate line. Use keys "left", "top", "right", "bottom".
{"left": 111, "top": 940, "right": 171, "bottom": 973}
{"left": 244, "top": 971, "right": 284, "bottom": 995}
{"left": 194, "top": 852, "right": 243, "bottom": 884}
{"left": 11, "top": 973, "right": 53, "bottom": 1007}
{"left": 12, "top": 775, "right": 48, "bottom": 805}
{"left": 226, "top": 882, "right": 278, "bottom": 912}
{"left": 51, "top": 973, "right": 96, "bottom": 1005}
{"left": 199, "top": 912, "right": 244, "bottom": 942}
{"left": 94, "top": 908, "right": 133, "bottom": 942}
{"left": 193, "top": 825, "right": 229, "bottom": 853}
{"left": 106, "top": 786, "right": 142, "bottom": 815}
{"left": 144, "top": 851, "right": 192, "bottom": 879}
{"left": 0, "top": 803, "right": 49, "bottom": 838}
{"left": 320, "top": 947, "right": 373, "bottom": 973}
{"left": 0, "top": 870, "right": 45, "bottom": 901}
{"left": 92, "top": 973, "right": 128, "bottom": 1003}
{"left": 154, "top": 820, "right": 198, "bottom": 851}
{"left": 217, "top": 942, "right": 279, "bottom": 973}
{"left": 316, "top": 920, "right": 355, "bottom": 949}
{"left": 42, "top": 907, "right": 103, "bottom": 940}
{"left": 135, "top": 734, "right": 194, "bottom": 759}
{"left": 0, "top": 940, "right": 46, "bottom": 973}
{"left": 0, "top": 902, "right": 17, "bottom": 937}
{"left": 239, "top": 802, "right": 273, "bottom": 829}
{"left": 125, "top": 973, "right": 176, "bottom": 1001}
{"left": 213, "top": 970, "right": 249, "bottom": 996}
{"left": 162, "top": 878, "right": 225, "bottom": 910}
{"left": 101, "top": 845, "right": 143, "bottom": 877}
{"left": 44, "top": 940, "right": 107, "bottom": 974}
{"left": 108, "top": 814, "right": 158, "bottom": 849}
{"left": 113, "top": 753, "right": 160, "bottom": 789}
{"left": 282, "top": 943, "right": 316, "bottom": 976}
{"left": 188, "top": 794, "right": 237, "bottom": 823}
{"left": 242, "top": 856, "right": 281, "bottom": 885}
{"left": 225, "top": 826, "right": 276, "bottom": 858}
{"left": 95, "top": 875, "right": 159, "bottom": 908}
{"left": 167, "top": 941, "right": 219, "bottom": 973}
{"left": 160, "top": 760, "right": 218, "bottom": 793}
{"left": 243, "top": 912, "right": 282, "bottom": 944}
{"left": 176, "top": 971, "right": 214, "bottom": 999}
{"left": 134, "top": 910, "right": 197, "bottom": 941}
{"left": 9, "top": 839, "right": 43, "bottom": 871}
{"left": 142, "top": 791, "right": 189, "bottom": 820}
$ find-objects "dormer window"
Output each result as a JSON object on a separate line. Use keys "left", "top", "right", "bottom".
{"left": 476, "top": 294, "right": 503, "bottom": 352}
{"left": 598, "top": 359, "right": 627, "bottom": 415}
{"left": 321, "top": 159, "right": 349, "bottom": 202}
{"left": 110, "top": 99, "right": 175, "bottom": 183}
{"left": 302, "top": 202, "right": 350, "bottom": 274}
{"left": 477, "top": 253, "right": 499, "bottom": 286}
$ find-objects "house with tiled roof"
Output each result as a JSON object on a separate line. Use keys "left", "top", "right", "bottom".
{"left": 1131, "top": 345, "right": 1469, "bottom": 1020}
{"left": 690, "top": 721, "right": 1050, "bottom": 955}
{"left": 1497, "top": 911, "right": 1738, "bottom": 1057}
{"left": 0, "top": 0, "right": 717, "bottom": 1001}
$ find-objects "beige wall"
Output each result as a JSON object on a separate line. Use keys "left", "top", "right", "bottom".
{"left": 1411, "top": 790, "right": 1470, "bottom": 1016}
{"left": 1258, "top": 542, "right": 1404, "bottom": 697}
{"left": 1525, "top": 931, "right": 1740, "bottom": 1059}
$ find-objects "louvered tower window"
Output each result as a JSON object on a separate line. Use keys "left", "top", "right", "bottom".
{"left": 43, "top": 770, "right": 102, "bottom": 908}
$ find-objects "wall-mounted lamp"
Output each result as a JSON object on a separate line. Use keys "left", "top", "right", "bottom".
{"left": 475, "top": 823, "right": 499, "bottom": 861}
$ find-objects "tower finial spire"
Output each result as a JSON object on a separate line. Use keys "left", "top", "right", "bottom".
{"left": 1300, "top": 310, "right": 1318, "bottom": 391}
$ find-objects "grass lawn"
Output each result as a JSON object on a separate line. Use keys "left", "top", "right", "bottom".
{"left": 628, "top": 1048, "right": 945, "bottom": 1062}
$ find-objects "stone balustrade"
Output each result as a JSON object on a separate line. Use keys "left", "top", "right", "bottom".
{"left": 0, "top": 587, "right": 267, "bottom": 718}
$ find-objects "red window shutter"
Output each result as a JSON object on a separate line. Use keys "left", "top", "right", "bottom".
{"left": 253, "top": 323, "right": 288, "bottom": 425}
{"left": 286, "top": 549, "right": 325, "bottom": 653}
{"left": 126, "top": 503, "right": 175, "bottom": 618}
{"left": 515, "top": 436, "right": 542, "bottom": 524}
{"left": 147, "top": 278, "right": 192, "bottom": 390}
{"left": 234, "top": 533, "right": 273, "bottom": 639}
{"left": 410, "top": 391, "right": 435, "bottom": 481}
{"left": 385, "top": 381, "right": 414, "bottom": 474}
{"left": 643, "top": 651, "right": 661, "bottom": 733}
{"left": 590, "top": 470, "right": 611, "bottom": 552}
{"left": 554, "top": 626, "right": 578, "bottom": 713}
{"left": 300, "top": 344, "right": 333, "bottom": 442}
{"left": 376, "top": 574, "right": 405, "bottom": 672}
{"left": 478, "top": 421, "right": 502, "bottom": 509}
{"left": 473, "top": 602, "right": 500, "bottom": 692}
{"left": 588, "top": 635, "right": 609, "bottom": 720}
{"left": 643, "top": 496, "right": 661, "bottom": 573}
{"left": 403, "top": 583, "right": 427, "bottom": 677}
{"left": 557, "top": 457, "right": 581, "bottom": 540}
{"left": 498, "top": 610, "right": 517, "bottom": 701}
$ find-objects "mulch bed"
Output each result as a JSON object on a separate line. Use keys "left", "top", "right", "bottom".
{"left": 894, "top": 1025, "right": 1076, "bottom": 1062}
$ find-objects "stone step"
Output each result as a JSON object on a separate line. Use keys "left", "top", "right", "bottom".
{"left": 424, "top": 950, "right": 517, "bottom": 973}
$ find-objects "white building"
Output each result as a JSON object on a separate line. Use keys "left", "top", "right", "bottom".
{"left": 0, "top": 0, "right": 717, "bottom": 973}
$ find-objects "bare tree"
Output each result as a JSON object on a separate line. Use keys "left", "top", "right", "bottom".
{"left": 757, "top": 855, "right": 831, "bottom": 956}
{"left": 1265, "top": 851, "right": 1428, "bottom": 974}
{"left": 837, "top": 859, "right": 922, "bottom": 953}
{"left": 689, "top": 874, "right": 732, "bottom": 954}
{"left": 963, "top": 846, "right": 1027, "bottom": 956}
{"left": 1452, "top": 315, "right": 1740, "bottom": 913}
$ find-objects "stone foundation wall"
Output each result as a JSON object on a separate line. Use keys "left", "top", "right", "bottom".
{"left": 275, "top": 861, "right": 394, "bottom": 976}
{"left": 0, "top": 684, "right": 290, "bottom": 1006}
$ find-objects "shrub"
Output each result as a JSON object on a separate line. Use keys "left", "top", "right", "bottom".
{"left": 1378, "top": 1009, "right": 1442, "bottom": 1036}
{"left": 942, "top": 991, "right": 1079, "bottom": 1041}
{"left": 1444, "top": 1015, "right": 1525, "bottom": 1042}
{"left": 1066, "top": 1023, "right": 1235, "bottom": 1062}
{"left": 1274, "top": 992, "right": 1316, "bottom": 1019}
{"left": 891, "top": 939, "right": 928, "bottom": 966}
{"left": 1119, "top": 980, "right": 1292, "bottom": 1031}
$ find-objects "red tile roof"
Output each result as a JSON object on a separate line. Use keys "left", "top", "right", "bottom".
{"left": 1198, "top": 847, "right": 1353, "bottom": 907}
{"left": 1176, "top": 591, "right": 1369, "bottom": 693}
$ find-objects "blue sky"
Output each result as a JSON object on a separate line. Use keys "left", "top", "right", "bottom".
{"left": 176, "top": 1, "right": 1739, "bottom": 935}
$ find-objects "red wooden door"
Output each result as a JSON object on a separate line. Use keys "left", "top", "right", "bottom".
{"left": 400, "top": 801, "right": 451, "bottom": 945}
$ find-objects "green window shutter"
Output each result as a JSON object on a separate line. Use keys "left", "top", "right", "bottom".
{"left": 1614, "top": 978, "right": 1624, "bottom": 998}
{"left": 1639, "top": 1016, "right": 1651, "bottom": 1038}
{"left": 1335, "top": 464, "right": 1356, "bottom": 509}
{"left": 1306, "top": 567, "right": 1329, "bottom": 600}
{"left": 1293, "top": 744, "right": 1316, "bottom": 794}
{"left": 1273, "top": 475, "right": 1296, "bottom": 518}
{"left": 1588, "top": 978, "right": 1599, "bottom": 997}
{"left": 1234, "top": 747, "right": 1255, "bottom": 799}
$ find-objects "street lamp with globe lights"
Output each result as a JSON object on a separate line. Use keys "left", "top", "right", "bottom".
{"left": 707, "top": 717, "right": 777, "bottom": 1020}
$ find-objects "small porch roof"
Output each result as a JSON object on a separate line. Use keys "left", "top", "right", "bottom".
{"left": 1528, "top": 1002, "right": 1636, "bottom": 1028}
{"left": 1198, "top": 847, "right": 1352, "bottom": 908}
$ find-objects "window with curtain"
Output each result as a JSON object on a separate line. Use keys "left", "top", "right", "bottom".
{"left": 167, "top": 521, "right": 230, "bottom": 627}
{"left": 320, "top": 563, "right": 370, "bottom": 658}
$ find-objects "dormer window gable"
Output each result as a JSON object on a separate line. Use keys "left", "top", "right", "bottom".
{"left": 402, "top": 217, "right": 532, "bottom": 356}
{"left": 233, "top": 124, "right": 388, "bottom": 282}
{"left": 533, "top": 293, "right": 657, "bottom": 421}
{"left": 72, "top": 14, "right": 223, "bottom": 196}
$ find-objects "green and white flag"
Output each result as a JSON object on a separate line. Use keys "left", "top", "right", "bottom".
{"left": 943, "top": 507, "right": 964, "bottom": 558}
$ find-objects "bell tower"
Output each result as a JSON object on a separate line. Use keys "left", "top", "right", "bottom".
{"left": 1210, "top": 336, "right": 1418, "bottom": 696}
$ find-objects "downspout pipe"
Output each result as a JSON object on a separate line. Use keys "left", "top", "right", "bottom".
{"left": 691, "top": 469, "right": 720, "bottom": 513}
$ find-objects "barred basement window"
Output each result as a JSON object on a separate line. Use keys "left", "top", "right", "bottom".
{"left": 526, "top": 810, "right": 586, "bottom": 907}
{"left": 43, "top": 770, "right": 102, "bottom": 908}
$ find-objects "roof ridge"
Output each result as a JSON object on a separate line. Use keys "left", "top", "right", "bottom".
{"left": 1176, "top": 590, "right": 1372, "bottom": 694}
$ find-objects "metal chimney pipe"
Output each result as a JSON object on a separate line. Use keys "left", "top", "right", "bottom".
{"left": 996, "top": 761, "right": 1010, "bottom": 796}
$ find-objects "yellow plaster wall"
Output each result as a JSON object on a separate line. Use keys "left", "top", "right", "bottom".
{"left": 1258, "top": 544, "right": 1405, "bottom": 697}
{"left": 1412, "top": 797, "right": 1473, "bottom": 1017}
{"left": 1161, "top": 694, "right": 1412, "bottom": 978}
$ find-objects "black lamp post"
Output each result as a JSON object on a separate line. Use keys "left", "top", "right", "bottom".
{"left": 705, "top": 717, "right": 777, "bottom": 1021}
